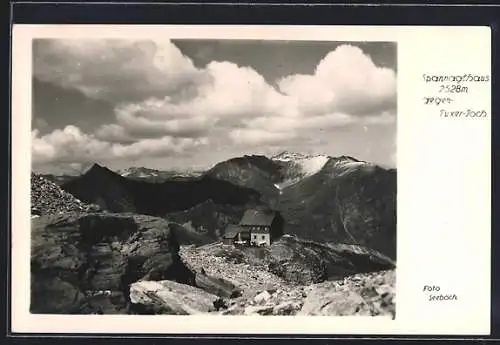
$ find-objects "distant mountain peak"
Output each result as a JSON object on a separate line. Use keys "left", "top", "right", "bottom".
{"left": 271, "top": 150, "right": 329, "bottom": 162}
{"left": 82, "top": 162, "right": 119, "bottom": 177}
{"left": 91, "top": 162, "right": 104, "bottom": 169}
{"left": 332, "top": 155, "right": 363, "bottom": 164}
{"left": 117, "top": 166, "right": 159, "bottom": 177}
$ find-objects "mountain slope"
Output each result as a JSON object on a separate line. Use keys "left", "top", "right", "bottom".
{"left": 165, "top": 199, "right": 246, "bottom": 239}
{"left": 62, "top": 163, "right": 262, "bottom": 216}
{"left": 204, "top": 155, "right": 285, "bottom": 205}
{"left": 277, "top": 157, "right": 397, "bottom": 259}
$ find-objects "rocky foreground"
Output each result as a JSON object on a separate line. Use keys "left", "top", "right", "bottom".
{"left": 31, "top": 174, "right": 101, "bottom": 216}
{"left": 31, "top": 211, "right": 395, "bottom": 317}
{"left": 175, "top": 242, "right": 395, "bottom": 317}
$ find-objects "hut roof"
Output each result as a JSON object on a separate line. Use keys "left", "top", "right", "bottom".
{"left": 239, "top": 209, "right": 276, "bottom": 226}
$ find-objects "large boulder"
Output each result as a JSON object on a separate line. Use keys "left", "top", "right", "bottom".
{"left": 31, "top": 212, "right": 194, "bottom": 314}
{"left": 194, "top": 270, "right": 242, "bottom": 298}
{"left": 129, "top": 280, "right": 224, "bottom": 315}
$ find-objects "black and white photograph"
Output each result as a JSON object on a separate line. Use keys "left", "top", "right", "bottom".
{"left": 29, "top": 38, "right": 397, "bottom": 317}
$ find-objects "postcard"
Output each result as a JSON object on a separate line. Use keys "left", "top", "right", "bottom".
{"left": 11, "top": 24, "right": 491, "bottom": 335}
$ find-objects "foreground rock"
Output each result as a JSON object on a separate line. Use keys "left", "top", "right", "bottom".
{"left": 221, "top": 288, "right": 304, "bottom": 316}
{"left": 194, "top": 271, "right": 242, "bottom": 298}
{"left": 130, "top": 280, "right": 224, "bottom": 315}
{"left": 31, "top": 212, "right": 194, "bottom": 314}
{"left": 299, "top": 269, "right": 395, "bottom": 318}
{"left": 31, "top": 275, "right": 93, "bottom": 314}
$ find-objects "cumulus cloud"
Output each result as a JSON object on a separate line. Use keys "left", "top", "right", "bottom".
{"left": 93, "top": 59, "right": 297, "bottom": 141}
{"left": 32, "top": 125, "right": 208, "bottom": 166}
{"left": 94, "top": 123, "right": 136, "bottom": 144}
{"left": 33, "top": 40, "right": 396, "bottom": 166}
{"left": 33, "top": 39, "right": 204, "bottom": 103}
{"left": 278, "top": 45, "right": 397, "bottom": 116}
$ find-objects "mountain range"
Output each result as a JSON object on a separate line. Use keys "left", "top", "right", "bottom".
{"left": 53, "top": 152, "right": 396, "bottom": 259}
{"left": 62, "top": 163, "right": 262, "bottom": 215}
{"left": 117, "top": 167, "right": 204, "bottom": 182}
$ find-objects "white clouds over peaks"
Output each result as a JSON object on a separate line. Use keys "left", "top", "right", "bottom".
{"left": 32, "top": 125, "right": 207, "bottom": 167}
{"left": 93, "top": 59, "right": 295, "bottom": 142}
{"left": 33, "top": 40, "right": 396, "bottom": 167}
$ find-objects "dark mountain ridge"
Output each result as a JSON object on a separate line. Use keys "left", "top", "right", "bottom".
{"left": 62, "top": 163, "right": 262, "bottom": 216}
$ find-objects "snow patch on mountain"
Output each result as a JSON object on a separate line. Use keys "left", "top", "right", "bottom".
{"left": 271, "top": 151, "right": 330, "bottom": 188}
{"left": 298, "top": 155, "right": 330, "bottom": 177}
{"left": 272, "top": 151, "right": 330, "bottom": 176}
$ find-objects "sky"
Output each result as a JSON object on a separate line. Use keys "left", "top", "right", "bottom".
{"left": 32, "top": 39, "right": 397, "bottom": 174}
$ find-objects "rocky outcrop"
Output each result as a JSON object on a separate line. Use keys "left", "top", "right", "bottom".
{"left": 129, "top": 280, "right": 224, "bottom": 315}
{"left": 268, "top": 236, "right": 395, "bottom": 284}
{"left": 179, "top": 241, "right": 395, "bottom": 316}
{"left": 31, "top": 174, "right": 100, "bottom": 216}
{"left": 197, "top": 237, "right": 394, "bottom": 286}
{"left": 31, "top": 212, "right": 194, "bottom": 314}
{"left": 299, "top": 269, "right": 395, "bottom": 317}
